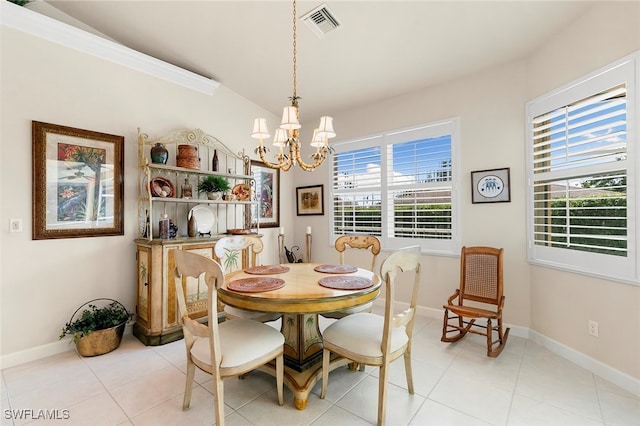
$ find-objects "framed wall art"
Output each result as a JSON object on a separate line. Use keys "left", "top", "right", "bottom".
{"left": 251, "top": 160, "right": 280, "bottom": 228}
{"left": 32, "top": 121, "right": 124, "bottom": 239}
{"left": 296, "top": 184, "right": 324, "bottom": 216}
{"left": 471, "top": 167, "right": 511, "bottom": 204}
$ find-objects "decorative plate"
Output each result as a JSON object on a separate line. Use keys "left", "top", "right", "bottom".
{"left": 318, "top": 276, "right": 374, "bottom": 290}
{"left": 314, "top": 264, "right": 358, "bottom": 274}
{"left": 228, "top": 277, "right": 285, "bottom": 293}
{"left": 227, "top": 228, "right": 257, "bottom": 235}
{"left": 232, "top": 183, "right": 251, "bottom": 201}
{"left": 150, "top": 176, "right": 175, "bottom": 198}
{"left": 188, "top": 205, "right": 216, "bottom": 234}
{"left": 244, "top": 265, "right": 290, "bottom": 275}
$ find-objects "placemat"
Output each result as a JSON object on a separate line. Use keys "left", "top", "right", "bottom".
{"left": 244, "top": 265, "right": 290, "bottom": 275}
{"left": 314, "top": 264, "right": 358, "bottom": 274}
{"left": 318, "top": 276, "right": 374, "bottom": 290}
{"left": 228, "top": 277, "right": 285, "bottom": 293}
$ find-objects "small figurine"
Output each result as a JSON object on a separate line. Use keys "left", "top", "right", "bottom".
{"left": 169, "top": 220, "right": 178, "bottom": 239}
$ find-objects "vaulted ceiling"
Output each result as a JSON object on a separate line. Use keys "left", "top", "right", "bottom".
{"left": 43, "top": 1, "right": 594, "bottom": 119}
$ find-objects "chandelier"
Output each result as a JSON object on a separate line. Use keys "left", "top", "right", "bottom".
{"left": 251, "top": 0, "right": 336, "bottom": 172}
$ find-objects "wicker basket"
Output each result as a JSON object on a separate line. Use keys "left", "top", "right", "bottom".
{"left": 76, "top": 322, "right": 125, "bottom": 357}
{"left": 68, "top": 298, "right": 128, "bottom": 357}
{"left": 176, "top": 144, "right": 200, "bottom": 169}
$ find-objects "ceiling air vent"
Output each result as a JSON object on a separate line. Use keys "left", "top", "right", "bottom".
{"left": 301, "top": 4, "right": 340, "bottom": 38}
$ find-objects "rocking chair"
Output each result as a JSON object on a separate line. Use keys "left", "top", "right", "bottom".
{"left": 441, "top": 246, "right": 509, "bottom": 357}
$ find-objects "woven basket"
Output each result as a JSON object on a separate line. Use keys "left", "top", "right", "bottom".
{"left": 75, "top": 322, "right": 125, "bottom": 357}
{"left": 176, "top": 144, "right": 200, "bottom": 169}
{"left": 68, "top": 298, "right": 128, "bottom": 357}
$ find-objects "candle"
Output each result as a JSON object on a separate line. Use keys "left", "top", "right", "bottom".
{"left": 279, "top": 227, "right": 285, "bottom": 235}
{"left": 306, "top": 226, "right": 312, "bottom": 234}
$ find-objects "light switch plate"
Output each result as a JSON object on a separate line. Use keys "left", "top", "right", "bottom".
{"left": 10, "top": 218, "right": 22, "bottom": 233}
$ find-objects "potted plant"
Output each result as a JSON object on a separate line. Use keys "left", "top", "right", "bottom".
{"left": 59, "top": 298, "right": 132, "bottom": 357}
{"left": 197, "top": 175, "right": 230, "bottom": 200}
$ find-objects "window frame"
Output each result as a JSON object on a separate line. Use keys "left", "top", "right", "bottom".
{"left": 525, "top": 52, "right": 639, "bottom": 285}
{"left": 329, "top": 118, "right": 461, "bottom": 254}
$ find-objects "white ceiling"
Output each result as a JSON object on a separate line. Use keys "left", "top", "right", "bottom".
{"left": 42, "top": 0, "right": 594, "bottom": 119}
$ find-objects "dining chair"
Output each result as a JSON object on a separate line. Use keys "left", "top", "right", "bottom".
{"left": 173, "top": 250, "right": 284, "bottom": 426}
{"left": 441, "top": 246, "right": 510, "bottom": 357}
{"left": 321, "top": 234, "right": 382, "bottom": 320}
{"left": 320, "top": 245, "right": 421, "bottom": 426}
{"left": 214, "top": 235, "right": 281, "bottom": 322}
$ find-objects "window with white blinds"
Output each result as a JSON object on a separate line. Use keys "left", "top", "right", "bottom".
{"left": 526, "top": 53, "right": 638, "bottom": 284}
{"left": 331, "top": 119, "right": 460, "bottom": 253}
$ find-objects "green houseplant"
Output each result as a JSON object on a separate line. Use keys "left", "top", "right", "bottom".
{"left": 60, "top": 299, "right": 132, "bottom": 356}
{"left": 197, "top": 175, "right": 230, "bottom": 200}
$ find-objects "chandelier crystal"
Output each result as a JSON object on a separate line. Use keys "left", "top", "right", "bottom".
{"left": 251, "top": 0, "right": 336, "bottom": 171}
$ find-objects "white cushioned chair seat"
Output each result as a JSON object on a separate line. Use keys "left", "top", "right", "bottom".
{"left": 191, "top": 318, "right": 284, "bottom": 369}
{"left": 224, "top": 305, "right": 280, "bottom": 322}
{"left": 322, "top": 312, "right": 408, "bottom": 358}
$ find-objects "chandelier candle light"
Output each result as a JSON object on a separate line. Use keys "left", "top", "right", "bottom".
{"left": 252, "top": 0, "right": 336, "bottom": 172}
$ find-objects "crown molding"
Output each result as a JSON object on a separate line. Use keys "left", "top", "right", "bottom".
{"left": 0, "top": 1, "right": 219, "bottom": 95}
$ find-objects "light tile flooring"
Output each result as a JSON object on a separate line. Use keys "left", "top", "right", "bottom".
{"left": 2, "top": 315, "right": 639, "bottom": 426}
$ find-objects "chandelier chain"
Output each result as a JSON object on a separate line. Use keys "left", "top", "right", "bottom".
{"left": 252, "top": 0, "right": 334, "bottom": 172}
{"left": 292, "top": 0, "right": 297, "bottom": 101}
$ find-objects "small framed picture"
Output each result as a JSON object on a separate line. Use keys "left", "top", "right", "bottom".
{"left": 296, "top": 185, "right": 324, "bottom": 216}
{"left": 471, "top": 167, "right": 511, "bottom": 204}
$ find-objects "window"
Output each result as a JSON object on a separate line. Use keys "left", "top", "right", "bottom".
{"left": 331, "top": 119, "right": 460, "bottom": 254}
{"left": 526, "top": 53, "right": 638, "bottom": 284}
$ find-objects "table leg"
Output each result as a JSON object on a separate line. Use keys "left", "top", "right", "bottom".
{"left": 272, "top": 313, "right": 352, "bottom": 409}
{"left": 281, "top": 313, "right": 322, "bottom": 371}
{"left": 259, "top": 352, "right": 352, "bottom": 410}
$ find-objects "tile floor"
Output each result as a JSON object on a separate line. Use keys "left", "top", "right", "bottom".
{"left": 1, "top": 315, "right": 639, "bottom": 426}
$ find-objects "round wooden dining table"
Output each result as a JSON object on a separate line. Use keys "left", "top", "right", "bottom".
{"left": 218, "top": 262, "right": 381, "bottom": 410}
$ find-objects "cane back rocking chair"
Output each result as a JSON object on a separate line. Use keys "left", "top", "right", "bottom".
{"left": 441, "top": 246, "right": 510, "bottom": 357}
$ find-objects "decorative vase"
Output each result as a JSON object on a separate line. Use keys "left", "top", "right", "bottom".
{"left": 207, "top": 192, "right": 222, "bottom": 200}
{"left": 150, "top": 143, "right": 169, "bottom": 164}
{"left": 187, "top": 214, "right": 197, "bottom": 237}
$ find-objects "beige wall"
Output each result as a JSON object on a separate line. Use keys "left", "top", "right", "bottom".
{"left": 524, "top": 1, "right": 640, "bottom": 381}
{"left": 0, "top": 23, "right": 292, "bottom": 357}
{"left": 294, "top": 1, "right": 640, "bottom": 381}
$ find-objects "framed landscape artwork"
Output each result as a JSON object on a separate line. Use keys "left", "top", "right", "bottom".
{"left": 251, "top": 160, "right": 280, "bottom": 228}
{"left": 32, "top": 121, "right": 124, "bottom": 239}
{"left": 296, "top": 184, "right": 324, "bottom": 216}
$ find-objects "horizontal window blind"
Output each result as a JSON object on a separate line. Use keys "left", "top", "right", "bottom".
{"left": 531, "top": 84, "right": 627, "bottom": 257}
{"left": 526, "top": 52, "right": 638, "bottom": 284}
{"left": 331, "top": 119, "right": 459, "bottom": 253}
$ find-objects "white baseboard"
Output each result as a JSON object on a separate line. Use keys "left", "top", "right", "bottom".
{"left": 375, "top": 300, "right": 639, "bottom": 397}
{"left": 0, "top": 324, "right": 134, "bottom": 370}
{"left": 529, "top": 329, "right": 640, "bottom": 397}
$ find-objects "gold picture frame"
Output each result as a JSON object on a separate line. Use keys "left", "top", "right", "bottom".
{"left": 296, "top": 184, "right": 324, "bottom": 216}
{"left": 32, "top": 121, "right": 124, "bottom": 239}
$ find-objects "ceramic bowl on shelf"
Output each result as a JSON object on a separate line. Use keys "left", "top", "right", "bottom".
{"left": 150, "top": 176, "right": 175, "bottom": 197}
{"left": 232, "top": 183, "right": 251, "bottom": 201}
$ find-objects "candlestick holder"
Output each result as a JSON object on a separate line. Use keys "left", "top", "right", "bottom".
{"left": 278, "top": 233, "right": 286, "bottom": 264}
{"left": 305, "top": 233, "right": 312, "bottom": 263}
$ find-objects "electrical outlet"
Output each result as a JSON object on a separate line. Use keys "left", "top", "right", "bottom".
{"left": 9, "top": 218, "right": 22, "bottom": 233}
{"left": 588, "top": 320, "right": 599, "bottom": 337}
